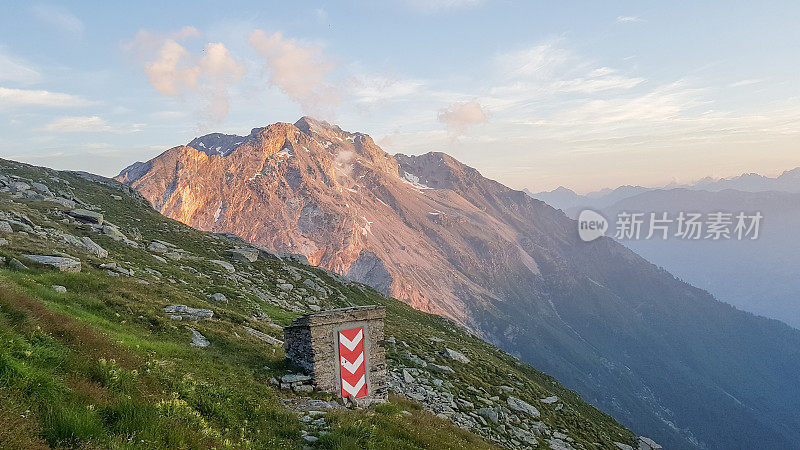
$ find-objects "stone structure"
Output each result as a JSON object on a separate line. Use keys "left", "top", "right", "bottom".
{"left": 284, "top": 305, "right": 387, "bottom": 406}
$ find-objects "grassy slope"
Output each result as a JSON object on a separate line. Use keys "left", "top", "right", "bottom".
{"left": 0, "top": 159, "right": 635, "bottom": 449}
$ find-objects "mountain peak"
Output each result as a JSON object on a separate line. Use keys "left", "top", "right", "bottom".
{"left": 187, "top": 132, "right": 251, "bottom": 158}
{"left": 294, "top": 116, "right": 343, "bottom": 135}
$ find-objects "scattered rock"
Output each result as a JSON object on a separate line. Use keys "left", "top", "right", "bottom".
{"left": 79, "top": 236, "right": 108, "bottom": 258}
{"left": 243, "top": 326, "right": 283, "bottom": 346}
{"left": 52, "top": 285, "right": 67, "bottom": 293}
{"left": 615, "top": 443, "right": 634, "bottom": 450}
{"left": 23, "top": 255, "right": 81, "bottom": 273}
{"left": 208, "top": 293, "right": 228, "bottom": 303}
{"left": 148, "top": 241, "right": 169, "bottom": 253}
{"left": 277, "top": 283, "right": 294, "bottom": 292}
{"left": 45, "top": 197, "right": 77, "bottom": 209}
{"left": 101, "top": 225, "right": 127, "bottom": 241}
{"left": 210, "top": 259, "right": 235, "bottom": 273}
{"left": 30, "top": 182, "right": 52, "bottom": 196}
{"left": 0, "top": 237, "right": 7, "bottom": 246}
{"left": 476, "top": 408, "right": 499, "bottom": 424}
{"left": 637, "top": 436, "right": 663, "bottom": 450}
{"left": 507, "top": 396, "right": 541, "bottom": 418}
{"left": 8, "top": 181, "right": 31, "bottom": 192}
{"left": 230, "top": 247, "right": 258, "bottom": 263}
{"left": 188, "top": 327, "right": 210, "bottom": 347}
{"left": 441, "top": 348, "right": 470, "bottom": 363}
{"left": 68, "top": 208, "right": 103, "bottom": 225}
{"left": 164, "top": 305, "right": 214, "bottom": 321}
{"left": 9, "top": 258, "right": 28, "bottom": 270}
{"left": 428, "top": 337, "right": 445, "bottom": 342}
{"left": 281, "top": 374, "right": 312, "bottom": 383}
{"left": 427, "top": 363, "right": 455, "bottom": 374}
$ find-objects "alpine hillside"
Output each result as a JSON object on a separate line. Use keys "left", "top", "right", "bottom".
{"left": 118, "top": 118, "right": 800, "bottom": 449}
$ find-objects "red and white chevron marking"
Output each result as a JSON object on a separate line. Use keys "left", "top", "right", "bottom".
{"left": 338, "top": 327, "right": 367, "bottom": 399}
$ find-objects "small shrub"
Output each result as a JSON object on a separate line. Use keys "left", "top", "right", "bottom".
{"left": 93, "top": 358, "right": 138, "bottom": 393}
{"left": 40, "top": 403, "right": 104, "bottom": 448}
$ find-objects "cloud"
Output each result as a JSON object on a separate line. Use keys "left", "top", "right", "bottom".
{"left": 348, "top": 75, "right": 424, "bottom": 105}
{"left": 0, "top": 87, "right": 94, "bottom": 108}
{"left": 403, "top": 0, "right": 484, "bottom": 13}
{"left": 197, "top": 43, "right": 246, "bottom": 123}
{"left": 438, "top": 100, "right": 488, "bottom": 135}
{"left": 729, "top": 79, "right": 763, "bottom": 88}
{"left": 494, "top": 39, "right": 572, "bottom": 80}
{"left": 31, "top": 4, "right": 84, "bottom": 35}
{"left": 41, "top": 115, "right": 144, "bottom": 133}
{"left": 42, "top": 116, "right": 110, "bottom": 132}
{"left": 484, "top": 40, "right": 648, "bottom": 113}
{"left": 144, "top": 39, "right": 200, "bottom": 96}
{"left": 125, "top": 28, "right": 244, "bottom": 124}
{"left": 0, "top": 47, "right": 41, "bottom": 84}
{"left": 616, "top": 16, "right": 642, "bottom": 23}
{"left": 248, "top": 30, "right": 339, "bottom": 117}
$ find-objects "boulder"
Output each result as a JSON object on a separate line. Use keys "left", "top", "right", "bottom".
{"left": 0, "top": 221, "right": 12, "bottom": 233}
{"left": 30, "top": 182, "right": 52, "bottom": 196}
{"left": 52, "top": 285, "right": 67, "bottom": 293}
{"left": 79, "top": 236, "right": 108, "bottom": 258}
{"left": 208, "top": 293, "right": 227, "bottom": 303}
{"left": 0, "top": 238, "right": 7, "bottom": 246}
{"left": 188, "top": 328, "right": 210, "bottom": 347}
{"left": 210, "top": 259, "right": 235, "bottom": 273}
{"left": 637, "top": 436, "right": 662, "bottom": 450}
{"left": 441, "top": 348, "right": 470, "bottom": 363}
{"left": 230, "top": 247, "right": 258, "bottom": 263}
{"left": 427, "top": 363, "right": 455, "bottom": 374}
{"left": 23, "top": 255, "right": 81, "bottom": 273}
{"left": 68, "top": 209, "right": 103, "bottom": 225}
{"left": 507, "top": 396, "right": 541, "bottom": 418}
{"left": 102, "top": 225, "right": 127, "bottom": 241}
{"left": 45, "top": 197, "right": 77, "bottom": 209}
{"left": 476, "top": 408, "right": 499, "bottom": 424}
{"left": 281, "top": 373, "right": 312, "bottom": 383}
{"left": 8, "top": 181, "right": 31, "bottom": 192}
{"left": 9, "top": 258, "right": 28, "bottom": 270}
{"left": 164, "top": 305, "right": 214, "bottom": 321}
{"left": 243, "top": 326, "right": 283, "bottom": 346}
{"left": 541, "top": 396, "right": 558, "bottom": 404}
{"left": 148, "top": 241, "right": 169, "bottom": 253}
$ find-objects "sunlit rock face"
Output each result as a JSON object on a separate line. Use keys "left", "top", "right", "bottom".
{"left": 118, "top": 116, "right": 560, "bottom": 328}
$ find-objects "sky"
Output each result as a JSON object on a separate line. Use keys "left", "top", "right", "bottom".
{"left": 1, "top": 0, "right": 799, "bottom": 193}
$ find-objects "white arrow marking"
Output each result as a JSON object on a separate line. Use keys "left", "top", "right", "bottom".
{"left": 340, "top": 353, "right": 364, "bottom": 374}
{"left": 341, "top": 374, "right": 366, "bottom": 398}
{"left": 339, "top": 329, "right": 363, "bottom": 352}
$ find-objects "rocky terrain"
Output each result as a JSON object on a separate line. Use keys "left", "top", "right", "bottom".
{"left": 118, "top": 117, "right": 800, "bottom": 449}
{"left": 0, "top": 158, "right": 652, "bottom": 448}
